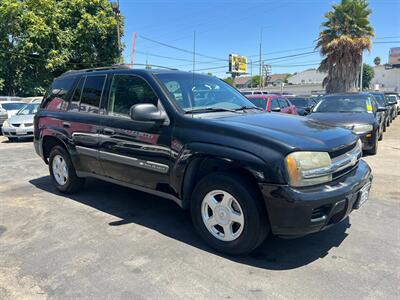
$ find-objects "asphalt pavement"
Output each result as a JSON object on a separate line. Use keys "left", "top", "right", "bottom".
{"left": 0, "top": 120, "right": 399, "bottom": 299}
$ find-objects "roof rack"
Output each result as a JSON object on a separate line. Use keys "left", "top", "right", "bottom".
{"left": 62, "top": 63, "right": 178, "bottom": 75}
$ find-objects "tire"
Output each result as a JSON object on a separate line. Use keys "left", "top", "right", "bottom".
{"left": 8, "top": 137, "right": 18, "bottom": 142}
{"left": 383, "top": 122, "right": 386, "bottom": 132}
{"left": 365, "top": 131, "right": 378, "bottom": 155}
{"left": 190, "top": 172, "right": 269, "bottom": 255}
{"left": 379, "top": 130, "right": 383, "bottom": 141}
{"left": 48, "top": 145, "right": 85, "bottom": 193}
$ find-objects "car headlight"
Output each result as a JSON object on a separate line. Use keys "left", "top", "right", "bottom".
{"left": 352, "top": 124, "right": 373, "bottom": 134}
{"left": 2, "top": 120, "right": 9, "bottom": 128}
{"left": 285, "top": 151, "right": 332, "bottom": 187}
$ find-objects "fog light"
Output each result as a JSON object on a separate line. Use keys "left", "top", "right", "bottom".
{"left": 366, "top": 133, "right": 372, "bottom": 138}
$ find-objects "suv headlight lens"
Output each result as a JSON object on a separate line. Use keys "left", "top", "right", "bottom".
{"left": 2, "top": 120, "right": 9, "bottom": 128}
{"left": 352, "top": 124, "right": 373, "bottom": 134}
{"left": 285, "top": 151, "right": 332, "bottom": 187}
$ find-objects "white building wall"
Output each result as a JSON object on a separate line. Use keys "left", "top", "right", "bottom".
{"left": 287, "top": 69, "right": 326, "bottom": 85}
{"left": 371, "top": 65, "right": 400, "bottom": 92}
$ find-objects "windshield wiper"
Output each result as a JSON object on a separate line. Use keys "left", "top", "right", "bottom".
{"left": 234, "top": 106, "right": 263, "bottom": 111}
{"left": 185, "top": 107, "right": 239, "bottom": 114}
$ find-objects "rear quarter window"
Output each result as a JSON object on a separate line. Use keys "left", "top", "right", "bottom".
{"left": 42, "top": 77, "right": 77, "bottom": 111}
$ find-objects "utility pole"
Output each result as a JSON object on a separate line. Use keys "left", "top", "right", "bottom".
{"left": 131, "top": 32, "right": 137, "bottom": 65}
{"left": 111, "top": 0, "right": 121, "bottom": 63}
{"left": 193, "top": 31, "right": 196, "bottom": 73}
{"left": 359, "top": 53, "right": 364, "bottom": 91}
{"left": 259, "top": 28, "right": 263, "bottom": 89}
{"left": 250, "top": 59, "right": 253, "bottom": 89}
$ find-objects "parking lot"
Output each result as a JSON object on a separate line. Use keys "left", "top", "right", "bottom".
{"left": 0, "top": 121, "right": 399, "bottom": 299}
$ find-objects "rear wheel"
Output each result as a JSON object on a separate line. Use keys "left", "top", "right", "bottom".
{"left": 49, "top": 146, "right": 85, "bottom": 193}
{"left": 190, "top": 172, "right": 269, "bottom": 255}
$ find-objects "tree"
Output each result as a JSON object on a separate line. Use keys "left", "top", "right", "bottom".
{"left": 316, "top": 0, "right": 374, "bottom": 93}
{"left": 252, "top": 75, "right": 261, "bottom": 87}
{"left": 362, "top": 63, "right": 374, "bottom": 89}
{"left": 373, "top": 56, "right": 381, "bottom": 66}
{"left": 0, "top": 0, "right": 123, "bottom": 96}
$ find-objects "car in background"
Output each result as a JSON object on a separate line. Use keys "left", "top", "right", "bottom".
{"left": 385, "top": 93, "right": 399, "bottom": 117}
{"left": 24, "top": 96, "right": 43, "bottom": 103}
{"left": 0, "top": 96, "right": 23, "bottom": 102}
{"left": 370, "top": 92, "right": 390, "bottom": 131}
{"left": 240, "top": 90, "right": 269, "bottom": 96}
{"left": 246, "top": 94, "right": 297, "bottom": 115}
{"left": 0, "top": 101, "right": 26, "bottom": 133}
{"left": 2, "top": 103, "right": 40, "bottom": 141}
{"left": 289, "top": 96, "right": 318, "bottom": 116}
{"left": 384, "top": 94, "right": 397, "bottom": 122}
{"left": 307, "top": 93, "right": 386, "bottom": 155}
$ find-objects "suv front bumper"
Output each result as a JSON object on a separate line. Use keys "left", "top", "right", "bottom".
{"left": 259, "top": 159, "right": 372, "bottom": 236}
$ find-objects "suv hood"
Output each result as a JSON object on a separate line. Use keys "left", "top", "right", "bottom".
{"left": 212, "top": 113, "right": 358, "bottom": 153}
{"left": 308, "top": 112, "right": 375, "bottom": 127}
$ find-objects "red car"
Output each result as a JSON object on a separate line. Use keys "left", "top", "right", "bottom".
{"left": 246, "top": 94, "right": 297, "bottom": 115}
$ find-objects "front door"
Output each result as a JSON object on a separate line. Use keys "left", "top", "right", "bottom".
{"left": 98, "top": 74, "right": 173, "bottom": 194}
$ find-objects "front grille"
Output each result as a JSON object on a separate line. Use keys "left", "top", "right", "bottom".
{"left": 333, "top": 162, "right": 358, "bottom": 180}
{"left": 12, "top": 123, "right": 21, "bottom": 127}
{"left": 24, "top": 123, "right": 33, "bottom": 127}
{"left": 329, "top": 141, "right": 357, "bottom": 158}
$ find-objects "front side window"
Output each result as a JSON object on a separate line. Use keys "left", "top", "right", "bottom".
{"left": 108, "top": 75, "right": 158, "bottom": 117}
{"left": 156, "top": 73, "right": 255, "bottom": 112}
{"left": 270, "top": 99, "right": 280, "bottom": 110}
{"left": 279, "top": 98, "right": 288, "bottom": 108}
{"left": 79, "top": 75, "right": 106, "bottom": 114}
{"left": 247, "top": 97, "right": 267, "bottom": 109}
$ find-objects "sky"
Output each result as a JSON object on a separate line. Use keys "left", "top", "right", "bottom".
{"left": 119, "top": 0, "right": 400, "bottom": 78}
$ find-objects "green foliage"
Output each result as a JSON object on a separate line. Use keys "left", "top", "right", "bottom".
{"left": 251, "top": 75, "right": 261, "bottom": 87}
{"left": 0, "top": 0, "right": 123, "bottom": 96}
{"left": 317, "top": 0, "right": 374, "bottom": 93}
{"left": 223, "top": 77, "right": 234, "bottom": 86}
{"left": 362, "top": 63, "right": 374, "bottom": 89}
{"left": 373, "top": 56, "right": 381, "bottom": 66}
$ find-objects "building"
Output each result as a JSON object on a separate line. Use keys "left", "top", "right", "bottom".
{"left": 371, "top": 65, "right": 400, "bottom": 92}
{"left": 287, "top": 69, "right": 326, "bottom": 85}
{"left": 234, "top": 76, "right": 252, "bottom": 88}
{"left": 267, "top": 73, "right": 290, "bottom": 86}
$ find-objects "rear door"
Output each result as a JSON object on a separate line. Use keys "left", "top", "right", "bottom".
{"left": 64, "top": 75, "right": 106, "bottom": 175}
{"left": 98, "top": 73, "right": 172, "bottom": 192}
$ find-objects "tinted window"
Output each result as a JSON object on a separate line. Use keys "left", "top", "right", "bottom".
{"left": 108, "top": 75, "right": 158, "bottom": 117}
{"left": 70, "top": 77, "right": 84, "bottom": 112}
{"left": 270, "top": 99, "right": 280, "bottom": 110}
{"left": 1, "top": 102, "right": 25, "bottom": 111}
{"left": 80, "top": 76, "right": 106, "bottom": 114}
{"left": 43, "top": 77, "right": 76, "bottom": 111}
{"left": 247, "top": 97, "right": 266, "bottom": 110}
{"left": 279, "top": 98, "right": 288, "bottom": 108}
{"left": 290, "top": 97, "right": 308, "bottom": 107}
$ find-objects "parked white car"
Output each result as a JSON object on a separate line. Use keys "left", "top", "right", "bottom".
{"left": 0, "top": 101, "right": 27, "bottom": 134}
{"left": 24, "top": 96, "right": 43, "bottom": 103}
{"left": 2, "top": 103, "right": 40, "bottom": 141}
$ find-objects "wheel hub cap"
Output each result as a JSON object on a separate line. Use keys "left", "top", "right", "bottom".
{"left": 52, "top": 154, "right": 68, "bottom": 186}
{"left": 201, "top": 190, "right": 244, "bottom": 242}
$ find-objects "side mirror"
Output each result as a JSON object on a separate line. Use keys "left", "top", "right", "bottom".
{"left": 271, "top": 107, "right": 281, "bottom": 112}
{"left": 129, "top": 103, "right": 165, "bottom": 122}
{"left": 377, "top": 107, "right": 386, "bottom": 112}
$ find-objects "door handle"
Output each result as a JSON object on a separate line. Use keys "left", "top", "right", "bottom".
{"left": 103, "top": 128, "right": 115, "bottom": 135}
{"left": 63, "top": 122, "right": 71, "bottom": 128}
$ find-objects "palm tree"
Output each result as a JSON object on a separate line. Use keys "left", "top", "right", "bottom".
{"left": 317, "top": 0, "right": 374, "bottom": 93}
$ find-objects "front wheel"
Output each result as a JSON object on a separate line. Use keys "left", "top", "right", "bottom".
{"left": 191, "top": 172, "right": 269, "bottom": 255}
{"left": 49, "top": 146, "right": 85, "bottom": 193}
{"left": 365, "top": 131, "right": 378, "bottom": 155}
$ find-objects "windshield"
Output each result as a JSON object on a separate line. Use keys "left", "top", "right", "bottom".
{"left": 156, "top": 73, "right": 256, "bottom": 112}
{"left": 1, "top": 102, "right": 26, "bottom": 111}
{"left": 17, "top": 103, "right": 40, "bottom": 115}
{"left": 371, "top": 94, "right": 386, "bottom": 107}
{"left": 313, "top": 95, "right": 371, "bottom": 113}
{"left": 290, "top": 97, "right": 309, "bottom": 107}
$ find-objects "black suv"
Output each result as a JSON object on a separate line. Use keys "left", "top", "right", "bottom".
{"left": 34, "top": 66, "right": 373, "bottom": 255}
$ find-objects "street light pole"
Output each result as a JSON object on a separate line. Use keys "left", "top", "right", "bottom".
{"left": 112, "top": 0, "right": 121, "bottom": 63}
{"left": 259, "top": 28, "right": 262, "bottom": 89}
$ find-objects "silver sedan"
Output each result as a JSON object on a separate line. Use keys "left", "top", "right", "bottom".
{"left": 2, "top": 103, "right": 40, "bottom": 142}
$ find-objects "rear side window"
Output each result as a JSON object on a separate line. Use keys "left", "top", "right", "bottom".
{"left": 279, "top": 98, "right": 289, "bottom": 108}
{"left": 79, "top": 75, "right": 106, "bottom": 114}
{"left": 69, "top": 77, "right": 84, "bottom": 112}
{"left": 42, "top": 77, "right": 76, "bottom": 111}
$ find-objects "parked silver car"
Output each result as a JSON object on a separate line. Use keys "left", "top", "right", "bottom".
{"left": 2, "top": 103, "right": 40, "bottom": 141}
{"left": 0, "top": 101, "right": 27, "bottom": 133}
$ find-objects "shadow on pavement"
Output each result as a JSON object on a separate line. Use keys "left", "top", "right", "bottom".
{"left": 30, "top": 176, "right": 350, "bottom": 270}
